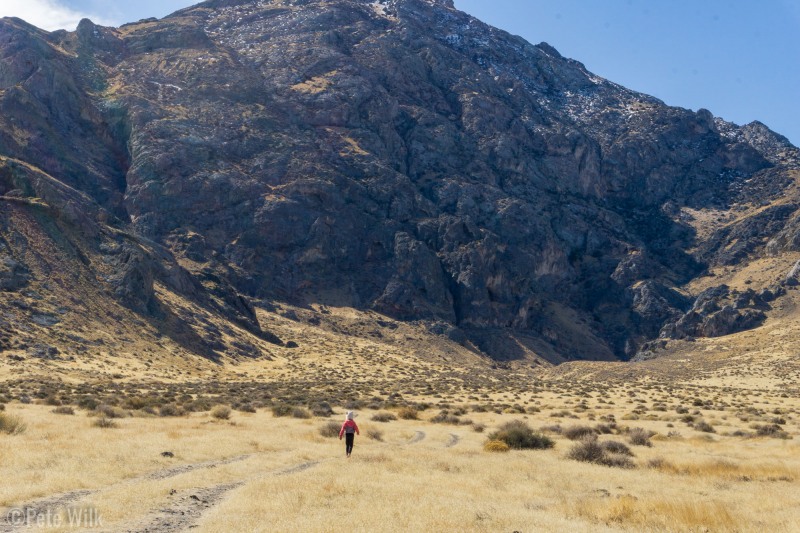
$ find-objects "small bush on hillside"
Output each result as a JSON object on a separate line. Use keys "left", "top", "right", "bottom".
{"left": 371, "top": 412, "right": 397, "bottom": 423}
{"left": 0, "top": 403, "right": 4, "bottom": 411}
{"left": 628, "top": 427, "right": 655, "bottom": 447}
{"left": 0, "top": 413, "right": 26, "bottom": 435}
{"left": 753, "top": 424, "right": 791, "bottom": 439}
{"left": 563, "top": 425, "right": 597, "bottom": 441}
{"left": 472, "top": 423, "right": 486, "bottom": 433}
{"left": 567, "top": 438, "right": 634, "bottom": 468}
{"left": 430, "top": 411, "right": 462, "bottom": 425}
{"left": 319, "top": 421, "right": 341, "bottom": 438}
{"left": 52, "top": 406, "right": 75, "bottom": 415}
{"left": 291, "top": 407, "right": 311, "bottom": 419}
{"left": 367, "top": 429, "right": 383, "bottom": 441}
{"left": 236, "top": 403, "right": 256, "bottom": 413}
{"left": 601, "top": 440, "right": 634, "bottom": 456}
{"left": 484, "top": 440, "right": 510, "bottom": 452}
{"left": 159, "top": 404, "right": 185, "bottom": 417}
{"left": 211, "top": 405, "right": 232, "bottom": 420}
{"left": 93, "top": 417, "right": 117, "bottom": 429}
{"left": 311, "top": 402, "right": 334, "bottom": 417}
{"left": 397, "top": 407, "right": 418, "bottom": 420}
{"left": 96, "top": 404, "right": 127, "bottom": 419}
{"left": 271, "top": 404, "right": 293, "bottom": 417}
{"left": 694, "top": 420, "right": 715, "bottom": 433}
{"left": 489, "top": 420, "right": 554, "bottom": 450}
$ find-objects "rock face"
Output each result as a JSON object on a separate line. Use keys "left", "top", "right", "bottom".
{"left": 1, "top": 0, "right": 799, "bottom": 361}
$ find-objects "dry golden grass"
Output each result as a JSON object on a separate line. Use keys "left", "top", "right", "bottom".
{"left": 0, "top": 393, "right": 797, "bottom": 532}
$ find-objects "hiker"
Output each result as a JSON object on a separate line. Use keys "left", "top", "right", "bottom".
{"left": 338, "top": 411, "right": 360, "bottom": 458}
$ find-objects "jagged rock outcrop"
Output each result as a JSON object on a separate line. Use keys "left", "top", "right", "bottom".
{"left": 1, "top": 0, "right": 799, "bottom": 361}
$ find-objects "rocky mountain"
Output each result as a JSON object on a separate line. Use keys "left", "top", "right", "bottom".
{"left": 1, "top": 0, "right": 799, "bottom": 364}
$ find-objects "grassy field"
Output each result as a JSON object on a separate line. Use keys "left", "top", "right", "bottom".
{"left": 2, "top": 264, "right": 800, "bottom": 531}
{"left": 1, "top": 373, "right": 797, "bottom": 533}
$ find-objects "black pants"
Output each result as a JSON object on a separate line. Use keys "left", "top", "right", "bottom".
{"left": 345, "top": 432, "right": 354, "bottom": 455}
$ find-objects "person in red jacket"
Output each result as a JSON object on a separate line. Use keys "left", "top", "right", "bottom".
{"left": 338, "top": 411, "right": 360, "bottom": 458}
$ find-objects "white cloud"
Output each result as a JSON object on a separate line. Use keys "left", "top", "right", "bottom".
{"left": 0, "top": 0, "right": 116, "bottom": 31}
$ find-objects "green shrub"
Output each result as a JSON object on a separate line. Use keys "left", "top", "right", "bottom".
{"left": 488, "top": 420, "right": 554, "bottom": 450}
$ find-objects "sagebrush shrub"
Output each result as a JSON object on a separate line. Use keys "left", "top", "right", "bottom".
{"left": 371, "top": 412, "right": 397, "bottom": 423}
{"left": 568, "top": 438, "right": 634, "bottom": 468}
{"left": 311, "top": 402, "right": 334, "bottom": 417}
{"left": 489, "top": 420, "right": 554, "bottom": 450}
{"left": 397, "top": 407, "right": 418, "bottom": 420}
{"left": 211, "top": 405, "right": 232, "bottom": 420}
{"left": 93, "top": 417, "right": 117, "bottom": 429}
{"left": 694, "top": 420, "right": 715, "bottom": 433}
{"left": 52, "top": 406, "right": 75, "bottom": 415}
{"left": 563, "top": 425, "right": 597, "bottom": 440}
{"left": 291, "top": 407, "right": 311, "bottom": 419}
{"left": 601, "top": 440, "right": 634, "bottom": 456}
{"left": 628, "top": 427, "right": 655, "bottom": 446}
{"left": 319, "top": 421, "right": 340, "bottom": 438}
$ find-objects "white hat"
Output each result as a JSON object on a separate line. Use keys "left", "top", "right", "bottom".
{"left": 346, "top": 411, "right": 354, "bottom": 420}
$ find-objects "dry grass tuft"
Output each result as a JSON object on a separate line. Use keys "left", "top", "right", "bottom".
{"left": 0, "top": 412, "right": 26, "bottom": 434}
{"left": 319, "top": 421, "right": 340, "bottom": 438}
{"left": 211, "top": 405, "right": 232, "bottom": 420}
{"left": 483, "top": 439, "right": 510, "bottom": 452}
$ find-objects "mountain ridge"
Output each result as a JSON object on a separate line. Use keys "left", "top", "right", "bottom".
{"left": 1, "top": 0, "right": 799, "bottom": 366}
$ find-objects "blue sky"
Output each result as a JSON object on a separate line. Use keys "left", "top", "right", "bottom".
{"left": 1, "top": 0, "right": 798, "bottom": 145}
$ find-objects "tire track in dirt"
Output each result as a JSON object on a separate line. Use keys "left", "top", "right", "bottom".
{"left": 117, "top": 482, "right": 244, "bottom": 533}
{"left": 114, "top": 459, "right": 328, "bottom": 533}
{"left": 0, "top": 490, "right": 95, "bottom": 533}
{"left": 145, "top": 454, "right": 252, "bottom": 480}
{"left": 408, "top": 431, "right": 426, "bottom": 444}
{"left": 0, "top": 454, "right": 253, "bottom": 533}
{"left": 444, "top": 433, "right": 460, "bottom": 448}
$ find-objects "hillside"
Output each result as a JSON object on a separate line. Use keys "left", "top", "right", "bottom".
{"left": 1, "top": 0, "right": 800, "bottom": 371}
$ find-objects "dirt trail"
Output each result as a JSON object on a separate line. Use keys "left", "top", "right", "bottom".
{"left": 116, "top": 482, "right": 244, "bottom": 533}
{"left": 408, "top": 431, "right": 426, "bottom": 444}
{"left": 0, "top": 454, "right": 252, "bottom": 533}
{"left": 112, "top": 459, "right": 330, "bottom": 533}
{"left": 0, "top": 490, "right": 95, "bottom": 533}
{"left": 445, "top": 433, "right": 460, "bottom": 448}
{"left": 145, "top": 454, "right": 252, "bottom": 481}
{"left": 3, "top": 429, "right": 436, "bottom": 532}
